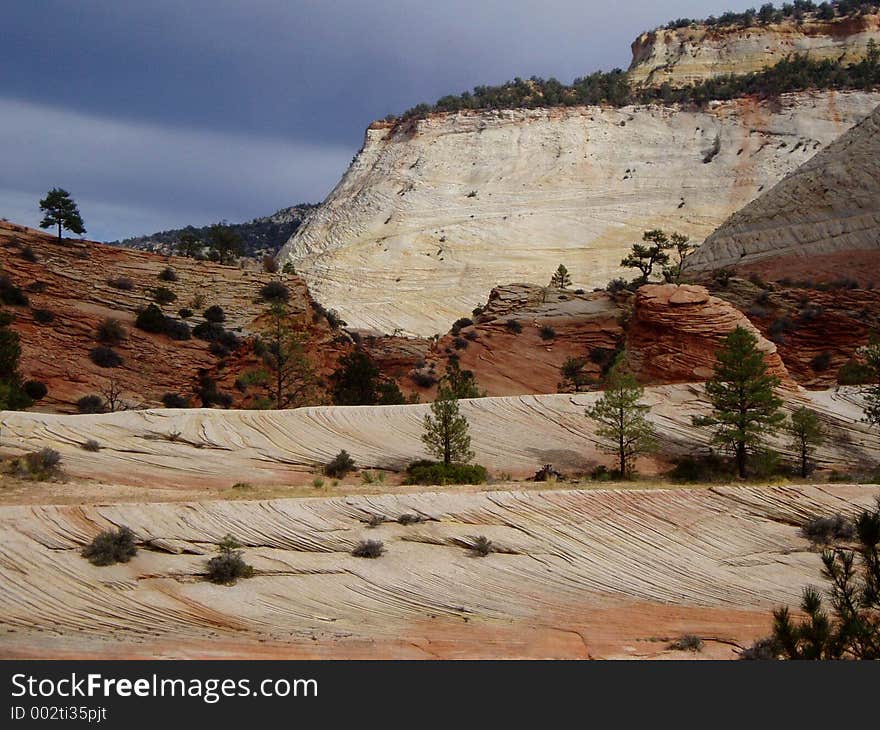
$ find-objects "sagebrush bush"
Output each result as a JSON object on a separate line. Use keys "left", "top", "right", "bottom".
{"left": 163, "top": 317, "right": 191, "bottom": 341}
{"left": 259, "top": 280, "right": 290, "bottom": 303}
{"left": 404, "top": 460, "right": 488, "bottom": 485}
{"left": 135, "top": 304, "right": 167, "bottom": 334}
{"left": 150, "top": 286, "right": 177, "bottom": 305}
{"left": 23, "top": 380, "right": 48, "bottom": 400}
{"left": 12, "top": 448, "right": 63, "bottom": 480}
{"left": 82, "top": 439, "right": 101, "bottom": 452}
{"left": 206, "top": 536, "right": 254, "bottom": 585}
{"left": 325, "top": 449, "right": 356, "bottom": 478}
{"left": 107, "top": 276, "right": 134, "bottom": 291}
{"left": 366, "top": 513, "right": 386, "bottom": 528}
{"left": 177, "top": 308, "right": 193, "bottom": 319}
{"left": 505, "top": 319, "right": 523, "bottom": 334}
{"left": 76, "top": 394, "right": 105, "bottom": 413}
{"left": 32, "top": 308, "right": 55, "bottom": 324}
{"left": 800, "top": 514, "right": 855, "bottom": 545}
{"left": 158, "top": 266, "right": 178, "bottom": 282}
{"left": 668, "top": 634, "right": 704, "bottom": 652}
{"left": 82, "top": 526, "right": 137, "bottom": 566}
{"left": 352, "top": 540, "right": 384, "bottom": 558}
{"left": 203, "top": 305, "right": 226, "bottom": 323}
{"left": 90, "top": 346, "right": 123, "bottom": 368}
{"left": 539, "top": 325, "right": 556, "bottom": 340}
{"left": 96, "top": 317, "right": 126, "bottom": 345}
{"left": 471, "top": 535, "right": 493, "bottom": 557}
{"left": 397, "top": 513, "right": 421, "bottom": 526}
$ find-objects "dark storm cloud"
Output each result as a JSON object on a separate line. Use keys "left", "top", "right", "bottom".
{"left": 0, "top": 1, "right": 734, "bottom": 240}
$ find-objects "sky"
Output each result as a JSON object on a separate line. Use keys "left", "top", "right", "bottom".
{"left": 0, "top": 0, "right": 739, "bottom": 241}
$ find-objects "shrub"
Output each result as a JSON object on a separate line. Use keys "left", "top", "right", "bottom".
{"left": 453, "top": 336, "right": 468, "bottom": 350}
{"left": 12, "top": 448, "right": 62, "bottom": 480}
{"left": 90, "top": 346, "right": 123, "bottom": 368}
{"left": 82, "top": 439, "right": 101, "bottom": 452}
{"left": 505, "top": 319, "right": 523, "bottom": 334}
{"left": 810, "top": 351, "right": 833, "bottom": 372}
{"left": 667, "top": 453, "right": 733, "bottom": 482}
{"left": 32, "top": 308, "right": 55, "bottom": 324}
{"left": 205, "top": 535, "right": 254, "bottom": 585}
{"left": 76, "top": 394, "right": 105, "bottom": 413}
{"left": 739, "top": 637, "right": 780, "bottom": 660}
{"left": 539, "top": 325, "right": 556, "bottom": 341}
{"left": 605, "top": 278, "right": 629, "bottom": 294}
{"left": 209, "top": 341, "right": 230, "bottom": 358}
{"left": 158, "top": 266, "right": 178, "bottom": 282}
{"left": 471, "top": 535, "right": 494, "bottom": 557}
{"left": 82, "top": 526, "right": 137, "bottom": 566}
{"left": 325, "top": 449, "right": 356, "bottom": 478}
{"left": 150, "top": 286, "right": 177, "bottom": 305}
{"left": 135, "top": 304, "right": 167, "bottom": 334}
{"left": 366, "top": 513, "right": 386, "bottom": 528}
{"left": 232, "top": 482, "right": 252, "bottom": 490}
{"left": 161, "top": 392, "right": 190, "bottom": 408}
{"left": 410, "top": 370, "right": 437, "bottom": 388}
{"left": 838, "top": 360, "right": 873, "bottom": 385}
{"left": 668, "top": 634, "right": 704, "bottom": 652}
{"left": 800, "top": 514, "right": 855, "bottom": 544}
{"left": 312, "top": 476, "right": 325, "bottom": 488}
{"left": 768, "top": 316, "right": 794, "bottom": 343}
{"left": 397, "top": 513, "right": 422, "bottom": 526}
{"left": 712, "top": 268, "right": 734, "bottom": 287}
{"left": 451, "top": 317, "right": 473, "bottom": 335}
{"left": 107, "top": 276, "right": 134, "bottom": 291}
{"left": 259, "top": 280, "right": 290, "bottom": 303}
{"left": 262, "top": 255, "right": 278, "bottom": 273}
{"left": 20, "top": 245, "right": 38, "bottom": 262}
{"left": 203, "top": 305, "right": 226, "bottom": 323}
{"left": 0, "top": 275, "right": 28, "bottom": 306}
{"left": 177, "top": 308, "right": 193, "bottom": 319}
{"left": 163, "top": 317, "right": 191, "bottom": 341}
{"left": 361, "top": 470, "right": 385, "bottom": 484}
{"left": 403, "top": 460, "right": 488, "bottom": 485}
{"left": 96, "top": 317, "right": 126, "bottom": 345}
{"left": 352, "top": 540, "right": 384, "bottom": 558}
{"left": 23, "top": 380, "right": 47, "bottom": 400}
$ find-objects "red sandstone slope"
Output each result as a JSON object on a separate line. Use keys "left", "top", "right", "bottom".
{"left": 0, "top": 221, "right": 345, "bottom": 411}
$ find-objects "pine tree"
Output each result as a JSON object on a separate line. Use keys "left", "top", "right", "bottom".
{"left": 860, "top": 340, "right": 880, "bottom": 434}
{"left": 661, "top": 232, "right": 696, "bottom": 284}
{"left": 0, "top": 311, "right": 33, "bottom": 415}
{"left": 331, "top": 349, "right": 381, "bottom": 405}
{"left": 585, "top": 356, "right": 655, "bottom": 478}
{"left": 694, "top": 326, "right": 785, "bottom": 478}
{"left": 620, "top": 229, "right": 671, "bottom": 283}
{"left": 559, "top": 356, "right": 591, "bottom": 392}
{"left": 207, "top": 223, "right": 243, "bottom": 265}
{"left": 786, "top": 406, "right": 825, "bottom": 477}
{"left": 38, "top": 188, "right": 85, "bottom": 241}
{"left": 259, "top": 303, "right": 316, "bottom": 409}
{"left": 550, "top": 264, "right": 572, "bottom": 289}
{"left": 421, "top": 387, "right": 473, "bottom": 465}
{"left": 441, "top": 358, "right": 484, "bottom": 399}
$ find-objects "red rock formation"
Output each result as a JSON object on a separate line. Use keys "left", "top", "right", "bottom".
{"left": 0, "top": 221, "right": 344, "bottom": 411}
{"left": 627, "top": 283, "right": 791, "bottom": 384}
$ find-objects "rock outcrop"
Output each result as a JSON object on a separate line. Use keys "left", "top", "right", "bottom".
{"left": 0, "top": 222, "right": 344, "bottom": 411}
{"left": 628, "top": 284, "right": 790, "bottom": 383}
{"left": 279, "top": 91, "right": 880, "bottom": 336}
{"left": 689, "top": 101, "right": 880, "bottom": 276}
{"left": 1, "top": 484, "right": 877, "bottom": 658}
{"left": 630, "top": 11, "right": 880, "bottom": 87}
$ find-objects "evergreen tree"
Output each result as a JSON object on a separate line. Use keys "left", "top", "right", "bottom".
{"left": 38, "top": 188, "right": 85, "bottom": 241}
{"left": 331, "top": 349, "right": 381, "bottom": 405}
{"left": 207, "top": 224, "right": 243, "bottom": 265}
{"left": 585, "top": 356, "right": 655, "bottom": 478}
{"left": 786, "top": 406, "right": 825, "bottom": 477}
{"left": 750, "top": 498, "right": 880, "bottom": 660}
{"left": 441, "top": 358, "right": 484, "bottom": 399}
{"left": 0, "top": 311, "right": 32, "bottom": 412}
{"left": 694, "top": 326, "right": 785, "bottom": 478}
{"left": 621, "top": 229, "right": 672, "bottom": 283}
{"left": 559, "top": 356, "right": 591, "bottom": 392}
{"left": 550, "top": 264, "right": 572, "bottom": 289}
{"left": 258, "top": 303, "right": 316, "bottom": 409}
{"left": 176, "top": 230, "right": 202, "bottom": 258}
{"left": 661, "top": 232, "right": 696, "bottom": 284}
{"left": 422, "top": 387, "right": 473, "bottom": 465}
{"left": 860, "top": 340, "right": 880, "bottom": 435}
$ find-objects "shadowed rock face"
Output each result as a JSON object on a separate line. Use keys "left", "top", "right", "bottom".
{"left": 630, "top": 12, "right": 880, "bottom": 88}
{"left": 690, "top": 103, "right": 880, "bottom": 275}
{"left": 1, "top": 484, "right": 877, "bottom": 659}
{"left": 279, "top": 91, "right": 880, "bottom": 336}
